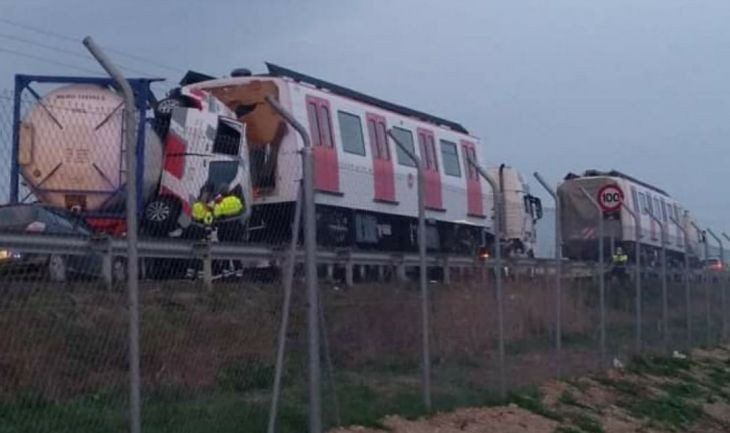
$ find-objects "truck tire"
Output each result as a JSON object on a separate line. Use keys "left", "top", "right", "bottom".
{"left": 144, "top": 197, "right": 181, "bottom": 237}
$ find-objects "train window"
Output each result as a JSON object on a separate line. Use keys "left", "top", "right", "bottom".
{"left": 207, "top": 161, "right": 238, "bottom": 189}
{"left": 661, "top": 200, "right": 667, "bottom": 221}
{"left": 337, "top": 111, "right": 366, "bottom": 156}
{"left": 638, "top": 192, "right": 646, "bottom": 214}
{"left": 464, "top": 146, "right": 478, "bottom": 179}
{"left": 654, "top": 197, "right": 660, "bottom": 217}
{"left": 646, "top": 194, "right": 653, "bottom": 215}
{"left": 631, "top": 187, "right": 639, "bottom": 214}
{"left": 417, "top": 132, "right": 430, "bottom": 169}
{"left": 306, "top": 102, "right": 321, "bottom": 147}
{"left": 367, "top": 120, "right": 378, "bottom": 157}
{"left": 212, "top": 117, "right": 241, "bottom": 156}
{"left": 367, "top": 118, "right": 389, "bottom": 160}
{"left": 375, "top": 122, "right": 390, "bottom": 160}
{"left": 319, "top": 105, "right": 334, "bottom": 148}
{"left": 392, "top": 127, "right": 416, "bottom": 167}
{"left": 421, "top": 135, "right": 438, "bottom": 172}
{"left": 440, "top": 140, "right": 461, "bottom": 177}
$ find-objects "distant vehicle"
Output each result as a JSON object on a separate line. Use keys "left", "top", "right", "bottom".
{"left": 144, "top": 86, "right": 253, "bottom": 238}
{"left": 0, "top": 204, "right": 108, "bottom": 282}
{"left": 488, "top": 164, "right": 542, "bottom": 257}
{"left": 558, "top": 170, "right": 701, "bottom": 264}
{"left": 703, "top": 258, "right": 724, "bottom": 272}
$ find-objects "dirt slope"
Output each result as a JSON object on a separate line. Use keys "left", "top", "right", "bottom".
{"left": 332, "top": 346, "right": 730, "bottom": 433}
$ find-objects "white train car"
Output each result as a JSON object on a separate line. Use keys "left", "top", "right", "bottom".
{"left": 558, "top": 170, "right": 701, "bottom": 263}
{"left": 176, "top": 64, "right": 492, "bottom": 252}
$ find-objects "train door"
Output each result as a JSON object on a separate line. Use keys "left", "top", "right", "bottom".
{"left": 366, "top": 113, "right": 395, "bottom": 202}
{"left": 461, "top": 140, "right": 484, "bottom": 217}
{"left": 305, "top": 96, "right": 340, "bottom": 193}
{"left": 417, "top": 128, "right": 442, "bottom": 210}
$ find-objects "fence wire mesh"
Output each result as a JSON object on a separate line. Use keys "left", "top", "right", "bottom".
{"left": 0, "top": 82, "right": 729, "bottom": 433}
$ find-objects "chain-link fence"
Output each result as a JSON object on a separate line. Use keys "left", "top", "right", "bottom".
{"left": 1, "top": 51, "right": 729, "bottom": 433}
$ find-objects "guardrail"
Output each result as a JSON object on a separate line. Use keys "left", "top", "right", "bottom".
{"left": 0, "top": 231, "right": 684, "bottom": 286}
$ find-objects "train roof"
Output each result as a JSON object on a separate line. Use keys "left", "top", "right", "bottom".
{"left": 564, "top": 169, "right": 669, "bottom": 196}
{"left": 178, "top": 64, "right": 470, "bottom": 134}
{"left": 265, "top": 63, "right": 470, "bottom": 134}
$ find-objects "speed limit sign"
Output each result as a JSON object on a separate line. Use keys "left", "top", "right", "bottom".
{"left": 597, "top": 184, "right": 623, "bottom": 212}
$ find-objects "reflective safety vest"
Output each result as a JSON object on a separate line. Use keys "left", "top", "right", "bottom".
{"left": 613, "top": 253, "right": 628, "bottom": 265}
{"left": 192, "top": 201, "right": 213, "bottom": 225}
{"left": 213, "top": 195, "right": 244, "bottom": 219}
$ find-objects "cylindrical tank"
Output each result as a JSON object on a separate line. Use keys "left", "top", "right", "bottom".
{"left": 18, "top": 84, "right": 162, "bottom": 212}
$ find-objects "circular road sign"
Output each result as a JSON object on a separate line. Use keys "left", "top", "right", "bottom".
{"left": 597, "top": 184, "right": 624, "bottom": 212}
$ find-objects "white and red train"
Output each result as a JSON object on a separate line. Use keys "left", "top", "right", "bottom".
{"left": 175, "top": 64, "right": 499, "bottom": 253}
{"left": 558, "top": 170, "right": 702, "bottom": 263}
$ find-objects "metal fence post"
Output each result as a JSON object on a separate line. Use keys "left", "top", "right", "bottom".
{"left": 622, "top": 203, "right": 642, "bottom": 354}
{"left": 469, "top": 156, "right": 504, "bottom": 398}
{"left": 692, "top": 223, "right": 710, "bottom": 346}
{"left": 264, "top": 96, "right": 321, "bottom": 433}
{"left": 671, "top": 214, "right": 692, "bottom": 349}
{"left": 267, "top": 180, "right": 303, "bottom": 433}
{"left": 533, "top": 173, "right": 562, "bottom": 378}
{"left": 387, "top": 130, "right": 431, "bottom": 410}
{"left": 578, "top": 187, "right": 605, "bottom": 368}
{"left": 83, "top": 37, "right": 140, "bottom": 433}
{"left": 707, "top": 229, "right": 725, "bottom": 342}
{"left": 720, "top": 232, "right": 730, "bottom": 341}
{"left": 646, "top": 212, "right": 668, "bottom": 354}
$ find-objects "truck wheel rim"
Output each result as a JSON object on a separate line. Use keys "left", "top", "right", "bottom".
{"left": 157, "top": 99, "right": 180, "bottom": 114}
{"left": 49, "top": 255, "right": 65, "bottom": 281}
{"left": 147, "top": 202, "right": 170, "bottom": 222}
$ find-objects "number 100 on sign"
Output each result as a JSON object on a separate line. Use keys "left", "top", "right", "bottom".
{"left": 597, "top": 185, "right": 623, "bottom": 212}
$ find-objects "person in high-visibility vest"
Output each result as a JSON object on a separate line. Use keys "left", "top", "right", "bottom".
{"left": 611, "top": 246, "right": 629, "bottom": 284}
{"left": 212, "top": 184, "right": 245, "bottom": 220}
{"left": 191, "top": 183, "right": 215, "bottom": 226}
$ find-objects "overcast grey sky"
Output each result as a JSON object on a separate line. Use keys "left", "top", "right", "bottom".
{"left": 2, "top": 0, "right": 729, "bottom": 235}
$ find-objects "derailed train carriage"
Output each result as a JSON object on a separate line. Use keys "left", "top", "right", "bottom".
{"left": 558, "top": 170, "right": 702, "bottom": 264}
{"left": 158, "top": 64, "right": 498, "bottom": 253}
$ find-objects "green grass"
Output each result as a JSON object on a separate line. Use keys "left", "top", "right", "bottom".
{"left": 593, "top": 377, "right": 641, "bottom": 395}
{"left": 571, "top": 414, "right": 604, "bottom": 433}
{"left": 0, "top": 390, "right": 307, "bottom": 433}
{"left": 627, "top": 355, "right": 693, "bottom": 377}
{"left": 624, "top": 395, "right": 703, "bottom": 429}
{"left": 660, "top": 382, "right": 705, "bottom": 400}
{"left": 554, "top": 427, "right": 582, "bottom": 433}
{"left": 507, "top": 388, "right": 563, "bottom": 421}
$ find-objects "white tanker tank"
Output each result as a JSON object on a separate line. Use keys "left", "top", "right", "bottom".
{"left": 18, "top": 84, "right": 163, "bottom": 212}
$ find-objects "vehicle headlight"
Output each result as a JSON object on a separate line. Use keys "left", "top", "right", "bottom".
{"left": 0, "top": 250, "right": 21, "bottom": 260}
